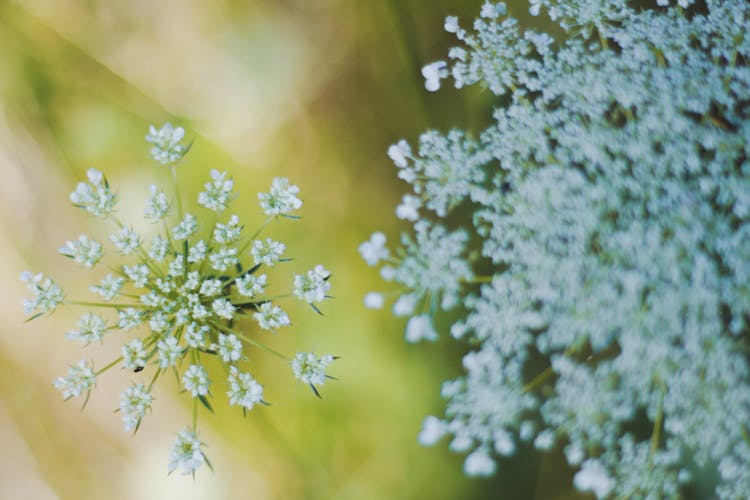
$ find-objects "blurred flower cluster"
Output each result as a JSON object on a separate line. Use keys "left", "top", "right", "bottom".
{"left": 22, "top": 123, "right": 335, "bottom": 476}
{"left": 363, "top": 0, "right": 750, "bottom": 497}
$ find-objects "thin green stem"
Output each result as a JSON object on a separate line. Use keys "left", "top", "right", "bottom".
{"left": 96, "top": 356, "right": 123, "bottom": 376}
{"left": 162, "top": 218, "right": 176, "bottom": 252}
{"left": 192, "top": 397, "right": 198, "bottom": 431}
{"left": 66, "top": 300, "right": 146, "bottom": 309}
{"left": 648, "top": 380, "right": 666, "bottom": 467}
{"left": 598, "top": 30, "right": 609, "bottom": 50}
{"left": 147, "top": 367, "right": 162, "bottom": 391}
{"left": 213, "top": 322, "right": 289, "bottom": 362}
{"left": 172, "top": 165, "right": 184, "bottom": 220}
{"left": 463, "top": 275, "right": 493, "bottom": 284}
{"left": 522, "top": 366, "right": 554, "bottom": 393}
{"left": 232, "top": 293, "right": 291, "bottom": 306}
{"left": 237, "top": 218, "right": 273, "bottom": 255}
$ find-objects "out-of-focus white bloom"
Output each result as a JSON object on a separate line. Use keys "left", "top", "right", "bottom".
{"left": 393, "top": 293, "right": 417, "bottom": 316}
{"left": 258, "top": 177, "right": 302, "bottom": 216}
{"left": 422, "top": 61, "right": 448, "bottom": 92}
{"left": 464, "top": 449, "right": 496, "bottom": 477}
{"left": 358, "top": 232, "right": 389, "bottom": 266}
{"left": 388, "top": 140, "right": 412, "bottom": 168}
{"left": 480, "top": 1, "right": 505, "bottom": 18}
{"left": 405, "top": 315, "right": 438, "bottom": 343}
{"left": 574, "top": 461, "right": 614, "bottom": 499}
{"left": 419, "top": 416, "right": 447, "bottom": 445}
{"left": 444, "top": 16, "right": 459, "bottom": 33}
{"left": 396, "top": 194, "right": 421, "bottom": 221}
{"left": 364, "top": 292, "right": 384, "bottom": 309}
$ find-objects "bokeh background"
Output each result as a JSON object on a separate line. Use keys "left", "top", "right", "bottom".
{"left": 0, "top": 1, "right": 582, "bottom": 498}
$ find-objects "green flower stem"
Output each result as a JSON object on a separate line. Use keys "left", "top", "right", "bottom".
{"left": 213, "top": 323, "right": 289, "bottom": 362}
{"left": 192, "top": 397, "right": 198, "bottom": 431}
{"left": 66, "top": 300, "right": 147, "bottom": 309}
{"left": 96, "top": 356, "right": 123, "bottom": 376}
{"left": 648, "top": 380, "right": 666, "bottom": 467}
{"left": 237, "top": 218, "right": 273, "bottom": 255}
{"left": 463, "top": 275, "right": 493, "bottom": 284}
{"left": 232, "top": 293, "right": 292, "bottom": 306}
{"left": 147, "top": 367, "right": 162, "bottom": 391}
{"left": 162, "top": 218, "right": 176, "bottom": 252}
{"left": 522, "top": 365, "right": 554, "bottom": 393}
{"left": 172, "top": 165, "right": 184, "bottom": 220}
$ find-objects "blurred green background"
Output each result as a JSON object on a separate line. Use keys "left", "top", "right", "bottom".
{"left": 0, "top": 0, "right": 582, "bottom": 498}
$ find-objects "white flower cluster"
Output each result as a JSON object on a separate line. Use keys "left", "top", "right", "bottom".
{"left": 145, "top": 122, "right": 188, "bottom": 165}
{"left": 365, "top": 1, "right": 750, "bottom": 497}
{"left": 21, "top": 124, "right": 336, "bottom": 476}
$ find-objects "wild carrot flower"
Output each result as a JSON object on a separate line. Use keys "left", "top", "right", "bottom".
{"left": 22, "top": 123, "right": 336, "bottom": 475}
{"left": 364, "top": 1, "right": 750, "bottom": 497}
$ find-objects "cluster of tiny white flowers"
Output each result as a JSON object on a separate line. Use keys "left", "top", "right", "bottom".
{"left": 168, "top": 428, "right": 206, "bottom": 476}
{"left": 365, "top": 1, "right": 750, "bottom": 497}
{"left": 21, "top": 123, "right": 336, "bottom": 476}
{"left": 291, "top": 352, "right": 336, "bottom": 395}
{"left": 20, "top": 271, "right": 64, "bottom": 316}
{"left": 145, "top": 122, "right": 188, "bottom": 165}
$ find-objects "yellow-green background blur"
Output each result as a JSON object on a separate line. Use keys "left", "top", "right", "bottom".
{"left": 0, "top": 1, "right": 581, "bottom": 498}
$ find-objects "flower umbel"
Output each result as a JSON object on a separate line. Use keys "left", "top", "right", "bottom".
{"left": 168, "top": 429, "right": 206, "bottom": 476}
{"left": 364, "top": 1, "right": 750, "bottom": 497}
{"left": 22, "top": 123, "right": 336, "bottom": 475}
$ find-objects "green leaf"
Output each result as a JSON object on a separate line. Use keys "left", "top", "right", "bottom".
{"left": 310, "top": 303, "right": 324, "bottom": 316}
{"left": 309, "top": 383, "right": 322, "bottom": 399}
{"left": 202, "top": 452, "right": 214, "bottom": 472}
{"left": 198, "top": 395, "right": 214, "bottom": 413}
{"left": 24, "top": 312, "right": 44, "bottom": 323}
{"left": 80, "top": 389, "right": 93, "bottom": 411}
